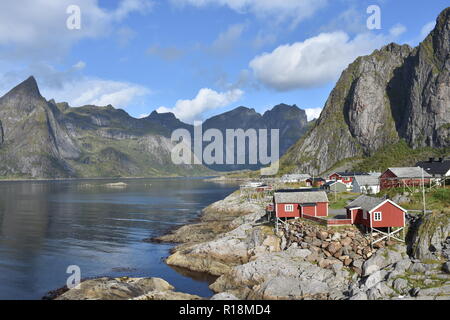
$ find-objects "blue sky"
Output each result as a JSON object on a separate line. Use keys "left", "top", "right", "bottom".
{"left": 0, "top": 0, "right": 448, "bottom": 123}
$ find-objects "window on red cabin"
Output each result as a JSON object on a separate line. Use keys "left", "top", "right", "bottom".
{"left": 374, "top": 212, "right": 382, "bottom": 221}
{"left": 285, "top": 204, "right": 294, "bottom": 212}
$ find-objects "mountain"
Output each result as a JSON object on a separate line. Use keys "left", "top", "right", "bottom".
{"left": 280, "top": 7, "right": 450, "bottom": 175}
{"left": 0, "top": 77, "right": 310, "bottom": 178}
{"left": 0, "top": 77, "right": 210, "bottom": 178}
{"left": 203, "top": 104, "right": 310, "bottom": 171}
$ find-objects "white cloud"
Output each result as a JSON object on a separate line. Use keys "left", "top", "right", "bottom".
{"left": 171, "top": 0, "right": 327, "bottom": 27}
{"left": 389, "top": 24, "right": 407, "bottom": 37}
{"left": 0, "top": 0, "right": 153, "bottom": 61}
{"left": 420, "top": 21, "right": 436, "bottom": 39}
{"left": 249, "top": 30, "right": 405, "bottom": 91}
{"left": 211, "top": 23, "right": 246, "bottom": 54}
{"left": 157, "top": 88, "right": 244, "bottom": 122}
{"left": 304, "top": 108, "right": 323, "bottom": 121}
{"left": 60, "top": 79, "right": 151, "bottom": 108}
{"left": 0, "top": 62, "right": 151, "bottom": 110}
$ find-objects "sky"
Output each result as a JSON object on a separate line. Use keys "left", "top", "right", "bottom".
{"left": 0, "top": 0, "right": 448, "bottom": 123}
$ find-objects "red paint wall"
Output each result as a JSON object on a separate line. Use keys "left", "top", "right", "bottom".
{"left": 371, "top": 201, "right": 405, "bottom": 228}
{"left": 276, "top": 202, "right": 329, "bottom": 218}
{"left": 380, "top": 169, "right": 430, "bottom": 190}
{"left": 276, "top": 203, "right": 300, "bottom": 218}
{"left": 301, "top": 206, "right": 316, "bottom": 217}
{"left": 329, "top": 173, "right": 352, "bottom": 184}
{"left": 316, "top": 202, "right": 328, "bottom": 217}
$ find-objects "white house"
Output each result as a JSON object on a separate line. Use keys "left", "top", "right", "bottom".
{"left": 352, "top": 175, "right": 380, "bottom": 195}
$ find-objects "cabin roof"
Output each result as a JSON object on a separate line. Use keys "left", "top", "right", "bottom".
{"left": 353, "top": 175, "right": 380, "bottom": 186}
{"left": 274, "top": 190, "right": 328, "bottom": 204}
{"left": 346, "top": 195, "right": 385, "bottom": 212}
{"left": 416, "top": 159, "right": 450, "bottom": 176}
{"left": 386, "top": 167, "right": 432, "bottom": 178}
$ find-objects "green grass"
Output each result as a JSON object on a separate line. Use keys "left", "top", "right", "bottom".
{"left": 328, "top": 192, "right": 360, "bottom": 209}
{"left": 352, "top": 140, "right": 449, "bottom": 173}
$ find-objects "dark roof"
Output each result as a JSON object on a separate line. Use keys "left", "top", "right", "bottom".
{"left": 323, "top": 180, "right": 346, "bottom": 187}
{"left": 416, "top": 159, "right": 450, "bottom": 176}
{"left": 306, "top": 177, "right": 326, "bottom": 182}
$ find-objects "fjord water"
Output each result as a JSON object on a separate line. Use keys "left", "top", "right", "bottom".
{"left": 0, "top": 178, "right": 238, "bottom": 300}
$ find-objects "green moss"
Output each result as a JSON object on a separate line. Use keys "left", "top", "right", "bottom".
{"left": 352, "top": 140, "right": 450, "bottom": 173}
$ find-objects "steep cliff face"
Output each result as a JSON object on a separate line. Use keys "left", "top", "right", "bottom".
{"left": 0, "top": 77, "right": 80, "bottom": 177}
{"left": 402, "top": 8, "right": 450, "bottom": 148}
{"left": 282, "top": 8, "right": 450, "bottom": 174}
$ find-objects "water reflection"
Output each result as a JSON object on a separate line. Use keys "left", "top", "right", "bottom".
{"left": 0, "top": 178, "right": 237, "bottom": 299}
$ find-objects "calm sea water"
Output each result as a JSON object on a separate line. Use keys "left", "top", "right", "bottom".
{"left": 0, "top": 178, "right": 238, "bottom": 300}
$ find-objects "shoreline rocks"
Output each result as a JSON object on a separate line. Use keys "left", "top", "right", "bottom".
{"left": 160, "top": 190, "right": 450, "bottom": 300}
{"left": 55, "top": 277, "right": 202, "bottom": 300}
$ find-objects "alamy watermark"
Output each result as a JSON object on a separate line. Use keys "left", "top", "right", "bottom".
{"left": 367, "top": 5, "right": 381, "bottom": 30}
{"left": 66, "top": 5, "right": 81, "bottom": 30}
{"left": 171, "top": 122, "right": 280, "bottom": 175}
{"left": 66, "top": 265, "right": 81, "bottom": 289}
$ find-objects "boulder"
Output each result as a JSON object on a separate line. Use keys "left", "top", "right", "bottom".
{"left": 364, "top": 270, "right": 384, "bottom": 289}
{"left": 210, "top": 293, "right": 239, "bottom": 300}
{"left": 327, "top": 242, "right": 342, "bottom": 255}
{"left": 367, "top": 282, "right": 394, "bottom": 300}
{"left": 394, "top": 258, "right": 412, "bottom": 272}
{"left": 362, "top": 247, "right": 403, "bottom": 276}
{"left": 443, "top": 262, "right": 450, "bottom": 274}
{"left": 55, "top": 277, "right": 201, "bottom": 300}
{"left": 349, "top": 292, "right": 368, "bottom": 300}
{"left": 392, "top": 278, "right": 409, "bottom": 294}
{"left": 341, "top": 237, "right": 352, "bottom": 247}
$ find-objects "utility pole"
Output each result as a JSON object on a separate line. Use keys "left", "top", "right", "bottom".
{"left": 422, "top": 168, "right": 426, "bottom": 214}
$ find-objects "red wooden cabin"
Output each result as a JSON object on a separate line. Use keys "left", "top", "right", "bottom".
{"left": 329, "top": 172, "right": 368, "bottom": 186}
{"left": 379, "top": 167, "right": 432, "bottom": 190}
{"left": 345, "top": 195, "right": 406, "bottom": 229}
{"left": 274, "top": 191, "right": 329, "bottom": 218}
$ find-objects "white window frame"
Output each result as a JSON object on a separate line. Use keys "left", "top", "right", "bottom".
{"left": 373, "top": 211, "right": 382, "bottom": 221}
{"left": 285, "top": 204, "right": 294, "bottom": 212}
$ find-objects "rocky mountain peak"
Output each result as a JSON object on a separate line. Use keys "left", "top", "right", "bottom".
{"left": 4, "top": 76, "right": 42, "bottom": 100}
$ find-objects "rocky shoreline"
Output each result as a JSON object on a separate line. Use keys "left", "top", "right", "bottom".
{"left": 58, "top": 190, "right": 450, "bottom": 300}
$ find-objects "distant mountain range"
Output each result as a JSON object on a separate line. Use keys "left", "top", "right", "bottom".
{"left": 0, "top": 77, "right": 311, "bottom": 178}
{"left": 280, "top": 7, "right": 450, "bottom": 175}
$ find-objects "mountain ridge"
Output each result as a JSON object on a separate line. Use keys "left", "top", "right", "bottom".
{"left": 0, "top": 77, "right": 310, "bottom": 178}
{"left": 280, "top": 7, "right": 450, "bottom": 175}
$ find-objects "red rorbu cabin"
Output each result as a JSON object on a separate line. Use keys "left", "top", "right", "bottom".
{"left": 345, "top": 195, "right": 406, "bottom": 229}
{"left": 273, "top": 190, "right": 329, "bottom": 219}
{"left": 379, "top": 167, "right": 432, "bottom": 190}
{"left": 329, "top": 172, "right": 369, "bottom": 186}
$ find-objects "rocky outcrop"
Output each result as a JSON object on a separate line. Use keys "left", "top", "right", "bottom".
{"left": 347, "top": 246, "right": 450, "bottom": 300}
{"left": 410, "top": 211, "right": 450, "bottom": 260}
{"left": 281, "top": 7, "right": 450, "bottom": 174}
{"left": 54, "top": 277, "right": 202, "bottom": 300}
{"left": 210, "top": 246, "right": 352, "bottom": 300}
